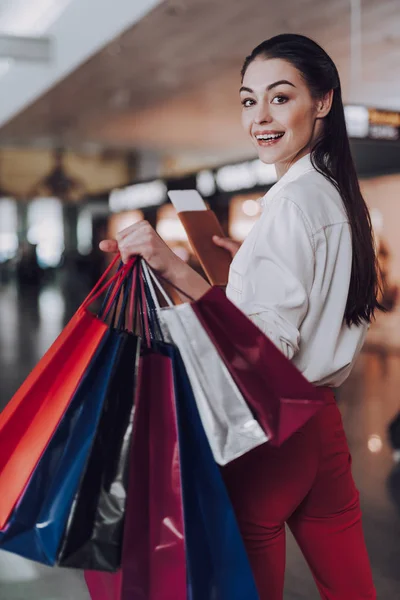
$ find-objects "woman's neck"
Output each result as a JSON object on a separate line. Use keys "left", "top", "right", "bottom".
{"left": 274, "top": 147, "right": 312, "bottom": 180}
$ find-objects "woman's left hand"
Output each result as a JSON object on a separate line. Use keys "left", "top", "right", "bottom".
{"left": 99, "top": 220, "right": 181, "bottom": 278}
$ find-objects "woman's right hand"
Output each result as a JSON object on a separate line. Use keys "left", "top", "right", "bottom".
{"left": 212, "top": 235, "right": 242, "bottom": 258}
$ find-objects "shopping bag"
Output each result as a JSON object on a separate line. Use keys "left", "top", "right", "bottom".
{"left": 192, "top": 286, "right": 327, "bottom": 445}
{"left": 141, "top": 263, "right": 258, "bottom": 598}
{"left": 164, "top": 343, "right": 259, "bottom": 600}
{"left": 142, "top": 262, "right": 267, "bottom": 465}
{"left": 85, "top": 272, "right": 186, "bottom": 600}
{"left": 85, "top": 570, "right": 122, "bottom": 600}
{"left": 84, "top": 351, "right": 186, "bottom": 600}
{"left": 0, "top": 256, "right": 130, "bottom": 528}
{"left": 85, "top": 349, "right": 257, "bottom": 600}
{"left": 58, "top": 331, "right": 140, "bottom": 572}
{"left": 147, "top": 352, "right": 185, "bottom": 600}
{"left": 159, "top": 303, "right": 267, "bottom": 465}
{"left": 120, "top": 349, "right": 186, "bottom": 600}
{"left": 0, "top": 328, "right": 125, "bottom": 565}
{"left": 143, "top": 262, "right": 267, "bottom": 465}
{"left": 84, "top": 264, "right": 258, "bottom": 600}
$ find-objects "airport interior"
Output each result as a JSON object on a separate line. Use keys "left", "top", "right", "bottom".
{"left": 0, "top": 1, "right": 400, "bottom": 598}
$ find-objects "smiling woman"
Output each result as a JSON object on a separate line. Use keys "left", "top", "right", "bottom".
{"left": 100, "top": 33, "right": 379, "bottom": 600}
{"left": 219, "top": 34, "right": 379, "bottom": 600}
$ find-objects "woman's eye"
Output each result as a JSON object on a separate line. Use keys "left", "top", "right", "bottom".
{"left": 271, "top": 95, "right": 288, "bottom": 105}
{"left": 241, "top": 98, "right": 255, "bottom": 108}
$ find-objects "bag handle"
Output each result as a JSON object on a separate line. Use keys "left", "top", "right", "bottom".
{"left": 98, "top": 261, "right": 126, "bottom": 322}
{"left": 116, "top": 264, "right": 136, "bottom": 330}
{"left": 138, "top": 262, "right": 151, "bottom": 346}
{"left": 148, "top": 266, "right": 196, "bottom": 304}
{"left": 129, "top": 261, "right": 151, "bottom": 345}
{"left": 77, "top": 254, "right": 120, "bottom": 312}
{"left": 101, "top": 260, "right": 134, "bottom": 321}
{"left": 128, "top": 262, "right": 138, "bottom": 331}
{"left": 141, "top": 262, "right": 174, "bottom": 308}
{"left": 98, "top": 259, "right": 125, "bottom": 319}
{"left": 140, "top": 263, "right": 165, "bottom": 342}
{"left": 82, "top": 257, "right": 136, "bottom": 313}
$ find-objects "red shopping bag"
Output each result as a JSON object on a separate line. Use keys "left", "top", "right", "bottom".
{"left": 85, "top": 571, "right": 122, "bottom": 600}
{"left": 85, "top": 351, "right": 186, "bottom": 600}
{"left": 0, "top": 256, "right": 130, "bottom": 528}
{"left": 192, "top": 286, "right": 327, "bottom": 446}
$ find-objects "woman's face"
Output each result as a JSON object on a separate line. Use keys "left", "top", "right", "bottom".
{"left": 240, "top": 57, "right": 329, "bottom": 177}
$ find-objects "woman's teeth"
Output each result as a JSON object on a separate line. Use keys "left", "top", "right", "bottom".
{"left": 256, "top": 133, "right": 285, "bottom": 141}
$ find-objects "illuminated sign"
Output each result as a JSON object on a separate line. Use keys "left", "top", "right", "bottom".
{"left": 369, "top": 124, "right": 399, "bottom": 140}
{"left": 109, "top": 180, "right": 167, "bottom": 213}
{"left": 367, "top": 108, "right": 400, "bottom": 140}
{"left": 368, "top": 109, "right": 400, "bottom": 127}
{"left": 215, "top": 160, "right": 277, "bottom": 192}
{"left": 345, "top": 105, "right": 400, "bottom": 141}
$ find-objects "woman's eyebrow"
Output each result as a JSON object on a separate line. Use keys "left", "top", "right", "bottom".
{"left": 239, "top": 80, "right": 296, "bottom": 94}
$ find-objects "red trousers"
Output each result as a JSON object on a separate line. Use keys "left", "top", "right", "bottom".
{"left": 222, "top": 391, "right": 376, "bottom": 600}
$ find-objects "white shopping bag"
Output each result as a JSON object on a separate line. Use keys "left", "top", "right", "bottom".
{"left": 142, "top": 263, "right": 268, "bottom": 465}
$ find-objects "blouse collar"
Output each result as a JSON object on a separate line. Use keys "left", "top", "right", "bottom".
{"left": 260, "top": 153, "right": 315, "bottom": 209}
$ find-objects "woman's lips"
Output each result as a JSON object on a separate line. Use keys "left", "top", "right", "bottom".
{"left": 255, "top": 132, "right": 285, "bottom": 147}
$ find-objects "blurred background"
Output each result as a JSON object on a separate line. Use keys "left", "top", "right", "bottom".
{"left": 0, "top": 0, "right": 400, "bottom": 598}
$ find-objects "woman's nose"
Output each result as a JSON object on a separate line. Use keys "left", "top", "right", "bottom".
{"left": 254, "top": 101, "right": 272, "bottom": 125}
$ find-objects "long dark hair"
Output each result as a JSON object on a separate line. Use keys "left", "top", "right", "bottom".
{"left": 242, "top": 34, "right": 384, "bottom": 326}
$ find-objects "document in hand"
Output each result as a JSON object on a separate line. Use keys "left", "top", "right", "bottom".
{"left": 168, "top": 190, "right": 231, "bottom": 286}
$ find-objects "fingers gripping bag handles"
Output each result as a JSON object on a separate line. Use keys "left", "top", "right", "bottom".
{"left": 0, "top": 256, "right": 132, "bottom": 530}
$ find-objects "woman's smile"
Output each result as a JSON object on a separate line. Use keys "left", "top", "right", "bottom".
{"left": 254, "top": 131, "right": 285, "bottom": 146}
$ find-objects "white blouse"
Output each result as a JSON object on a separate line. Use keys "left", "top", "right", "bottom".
{"left": 226, "top": 154, "right": 367, "bottom": 387}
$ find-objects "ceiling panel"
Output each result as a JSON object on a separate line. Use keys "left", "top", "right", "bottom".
{"left": 0, "top": 0, "right": 399, "bottom": 165}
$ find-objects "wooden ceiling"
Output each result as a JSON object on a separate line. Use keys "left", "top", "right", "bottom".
{"left": 1, "top": 0, "right": 400, "bottom": 164}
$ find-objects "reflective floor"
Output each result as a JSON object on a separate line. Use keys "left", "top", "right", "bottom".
{"left": 0, "top": 280, "right": 400, "bottom": 599}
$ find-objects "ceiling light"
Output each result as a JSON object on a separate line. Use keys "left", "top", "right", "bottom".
{"left": 0, "top": 0, "right": 73, "bottom": 35}
{"left": 0, "top": 0, "right": 72, "bottom": 78}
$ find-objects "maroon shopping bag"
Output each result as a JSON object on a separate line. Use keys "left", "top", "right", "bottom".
{"left": 85, "top": 571, "right": 122, "bottom": 600}
{"left": 192, "top": 286, "right": 327, "bottom": 446}
{"left": 85, "top": 350, "right": 186, "bottom": 600}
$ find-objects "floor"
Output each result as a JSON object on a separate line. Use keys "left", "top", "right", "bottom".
{"left": 0, "top": 279, "right": 400, "bottom": 599}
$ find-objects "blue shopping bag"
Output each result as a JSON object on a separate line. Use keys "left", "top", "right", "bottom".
{"left": 58, "top": 331, "right": 140, "bottom": 572}
{"left": 159, "top": 343, "right": 259, "bottom": 600}
{"left": 0, "top": 328, "right": 127, "bottom": 565}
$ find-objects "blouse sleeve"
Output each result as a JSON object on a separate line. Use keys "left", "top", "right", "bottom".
{"left": 241, "top": 196, "right": 316, "bottom": 360}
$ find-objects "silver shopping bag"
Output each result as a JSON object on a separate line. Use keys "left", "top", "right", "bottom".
{"left": 142, "top": 261, "right": 268, "bottom": 465}
{"left": 159, "top": 303, "right": 268, "bottom": 465}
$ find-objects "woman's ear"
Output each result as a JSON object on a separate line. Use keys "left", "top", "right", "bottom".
{"left": 316, "top": 89, "right": 334, "bottom": 119}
